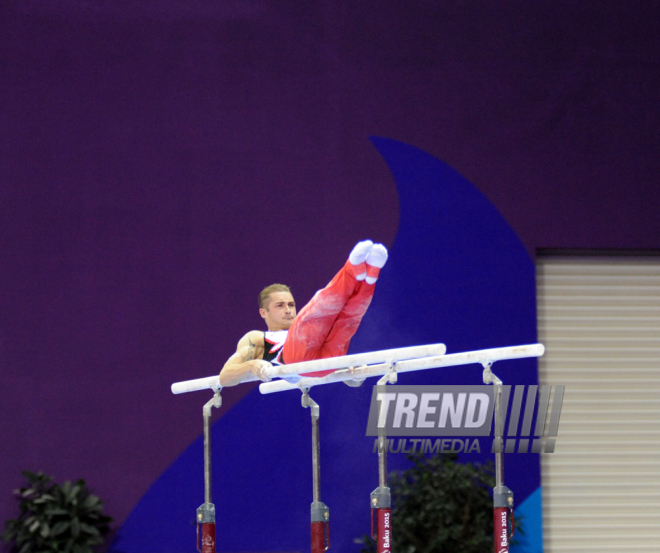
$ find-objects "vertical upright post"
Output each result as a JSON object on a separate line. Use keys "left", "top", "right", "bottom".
{"left": 197, "top": 390, "right": 221, "bottom": 553}
{"left": 371, "top": 365, "right": 396, "bottom": 553}
{"left": 483, "top": 364, "right": 514, "bottom": 553}
{"left": 204, "top": 404, "right": 213, "bottom": 505}
{"left": 302, "top": 389, "right": 329, "bottom": 553}
{"left": 371, "top": 435, "right": 392, "bottom": 553}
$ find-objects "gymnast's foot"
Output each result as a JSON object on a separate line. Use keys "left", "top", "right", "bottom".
{"left": 349, "top": 239, "right": 374, "bottom": 280}
{"left": 365, "top": 243, "right": 388, "bottom": 284}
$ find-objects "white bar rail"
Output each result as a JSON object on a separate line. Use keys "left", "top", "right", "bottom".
{"left": 258, "top": 343, "right": 545, "bottom": 394}
{"left": 170, "top": 343, "right": 447, "bottom": 395}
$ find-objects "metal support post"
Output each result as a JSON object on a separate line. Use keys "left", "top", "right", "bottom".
{"left": 197, "top": 389, "right": 222, "bottom": 553}
{"left": 302, "top": 389, "right": 330, "bottom": 553}
{"left": 371, "top": 362, "right": 397, "bottom": 553}
{"left": 483, "top": 363, "right": 514, "bottom": 553}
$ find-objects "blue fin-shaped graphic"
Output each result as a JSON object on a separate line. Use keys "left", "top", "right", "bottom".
{"left": 110, "top": 137, "right": 541, "bottom": 552}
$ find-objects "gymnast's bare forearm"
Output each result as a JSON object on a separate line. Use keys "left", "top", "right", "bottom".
{"left": 219, "top": 331, "right": 270, "bottom": 387}
{"left": 219, "top": 357, "right": 271, "bottom": 387}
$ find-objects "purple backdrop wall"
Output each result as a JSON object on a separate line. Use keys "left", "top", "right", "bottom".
{"left": 1, "top": 0, "right": 659, "bottom": 537}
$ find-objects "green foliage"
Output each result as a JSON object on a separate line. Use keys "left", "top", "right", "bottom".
{"left": 361, "top": 453, "right": 498, "bottom": 553}
{"left": 1, "top": 471, "right": 113, "bottom": 553}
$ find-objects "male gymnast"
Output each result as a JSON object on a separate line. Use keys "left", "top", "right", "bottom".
{"left": 219, "top": 240, "right": 388, "bottom": 387}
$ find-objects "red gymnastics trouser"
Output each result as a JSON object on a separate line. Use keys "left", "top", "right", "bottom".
{"left": 282, "top": 259, "right": 376, "bottom": 377}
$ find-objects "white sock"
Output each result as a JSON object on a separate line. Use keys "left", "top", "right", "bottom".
{"left": 365, "top": 243, "right": 388, "bottom": 284}
{"left": 366, "top": 243, "right": 388, "bottom": 268}
{"left": 349, "top": 240, "right": 374, "bottom": 265}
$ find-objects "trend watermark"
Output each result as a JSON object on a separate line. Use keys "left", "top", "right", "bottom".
{"left": 366, "top": 385, "right": 564, "bottom": 453}
{"left": 372, "top": 438, "right": 482, "bottom": 454}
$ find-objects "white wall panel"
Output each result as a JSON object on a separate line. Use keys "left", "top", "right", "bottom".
{"left": 536, "top": 257, "right": 660, "bottom": 553}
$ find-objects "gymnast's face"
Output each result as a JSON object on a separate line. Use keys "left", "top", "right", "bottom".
{"left": 260, "top": 291, "right": 297, "bottom": 331}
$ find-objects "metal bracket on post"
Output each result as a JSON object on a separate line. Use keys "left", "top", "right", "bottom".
{"left": 203, "top": 388, "right": 223, "bottom": 417}
{"left": 311, "top": 501, "right": 330, "bottom": 525}
{"left": 301, "top": 387, "right": 320, "bottom": 418}
{"left": 493, "top": 486, "right": 514, "bottom": 510}
{"left": 481, "top": 359, "right": 501, "bottom": 385}
{"left": 370, "top": 487, "right": 391, "bottom": 509}
{"left": 196, "top": 502, "right": 216, "bottom": 523}
{"left": 377, "top": 358, "right": 398, "bottom": 386}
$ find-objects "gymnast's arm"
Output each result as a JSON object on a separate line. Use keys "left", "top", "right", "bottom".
{"left": 219, "top": 331, "right": 272, "bottom": 387}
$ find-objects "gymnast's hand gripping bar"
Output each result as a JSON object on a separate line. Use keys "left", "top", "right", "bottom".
{"left": 258, "top": 343, "right": 545, "bottom": 394}
{"left": 170, "top": 343, "right": 448, "bottom": 394}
